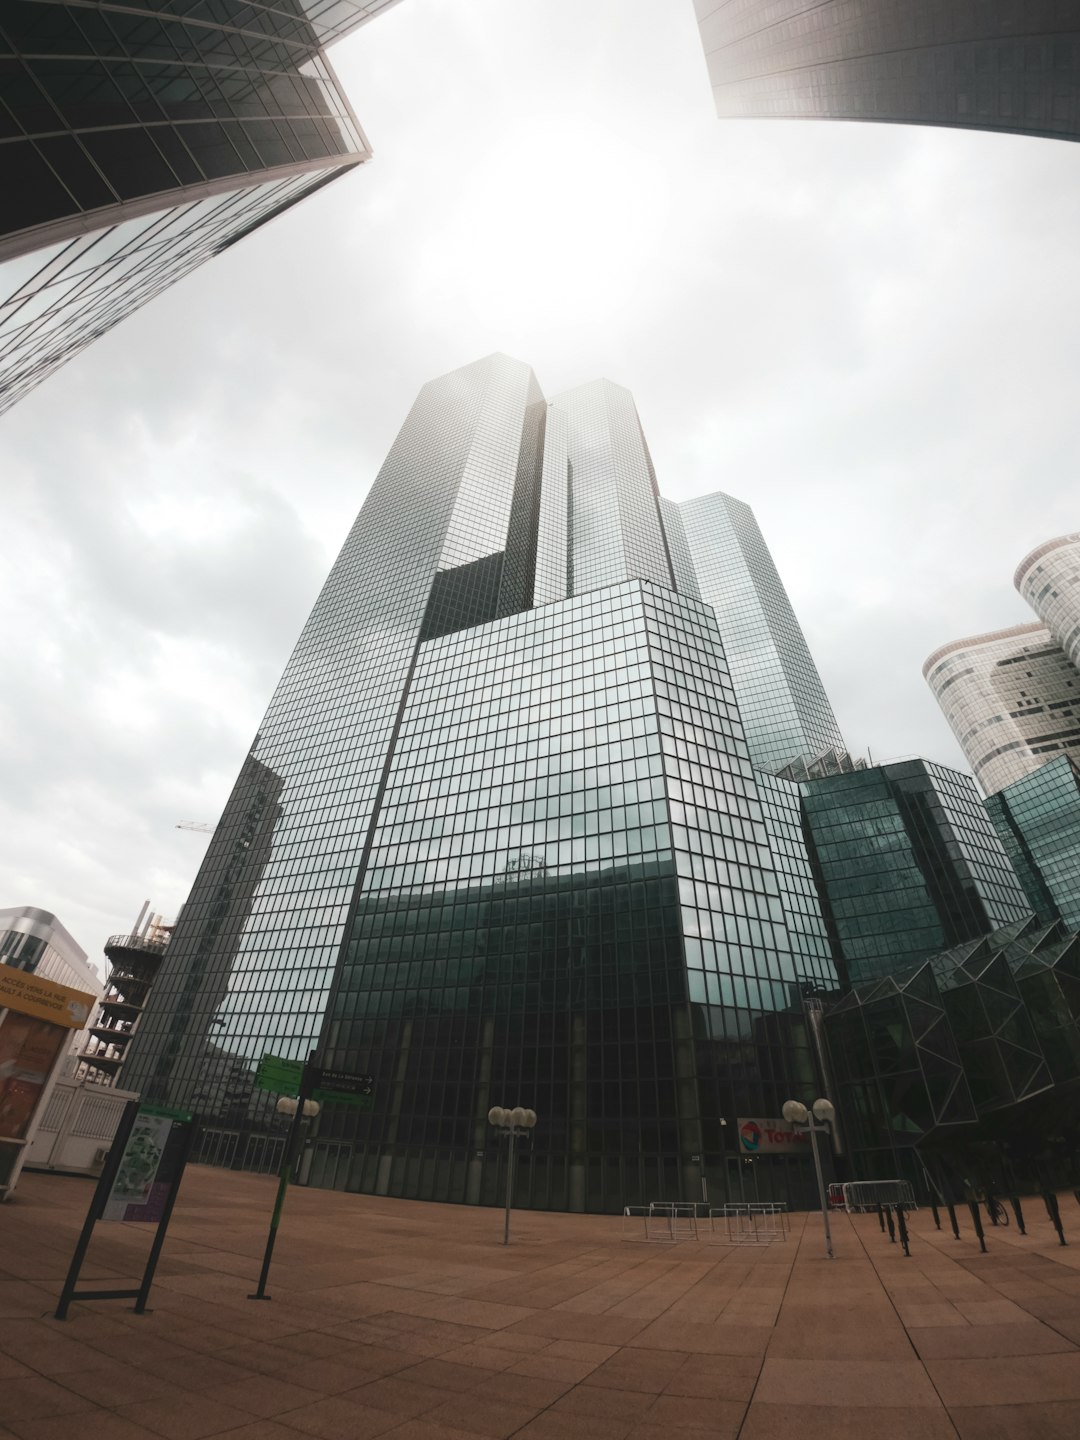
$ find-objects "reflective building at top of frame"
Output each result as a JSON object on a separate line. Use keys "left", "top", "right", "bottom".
{"left": 0, "top": 1, "right": 402, "bottom": 412}
{"left": 124, "top": 352, "right": 849, "bottom": 1211}
{"left": 695, "top": 0, "right": 1080, "bottom": 142}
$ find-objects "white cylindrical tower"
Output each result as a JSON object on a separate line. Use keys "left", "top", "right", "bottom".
{"left": 1015, "top": 532, "right": 1080, "bottom": 672}
{"left": 924, "top": 622, "right": 1080, "bottom": 796}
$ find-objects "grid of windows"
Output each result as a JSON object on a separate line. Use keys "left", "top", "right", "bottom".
{"left": 679, "top": 490, "right": 845, "bottom": 773}
{"left": 125, "top": 354, "right": 544, "bottom": 1117}
{"left": 0, "top": 172, "right": 338, "bottom": 411}
{"left": 551, "top": 379, "right": 674, "bottom": 598}
{"left": 1016, "top": 533, "right": 1080, "bottom": 674}
{"left": 315, "top": 581, "right": 835, "bottom": 1211}
{"left": 802, "top": 758, "right": 1032, "bottom": 985}
{"left": 986, "top": 756, "right": 1080, "bottom": 931}
{"left": 753, "top": 770, "right": 832, "bottom": 977}
{"left": 533, "top": 404, "right": 570, "bottom": 607}
{"left": 0, "top": 0, "right": 383, "bottom": 410}
{"left": 696, "top": 0, "right": 1080, "bottom": 142}
{"left": 925, "top": 624, "right": 1080, "bottom": 797}
{"left": 127, "top": 354, "right": 846, "bottom": 1210}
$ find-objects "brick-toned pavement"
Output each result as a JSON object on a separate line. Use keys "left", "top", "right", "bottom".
{"left": 4, "top": 1170, "right": 1080, "bottom": 1440}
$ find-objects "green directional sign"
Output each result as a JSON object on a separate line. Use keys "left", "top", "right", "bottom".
{"left": 312, "top": 1089, "right": 374, "bottom": 1111}
{"left": 255, "top": 1054, "right": 303, "bottom": 1097}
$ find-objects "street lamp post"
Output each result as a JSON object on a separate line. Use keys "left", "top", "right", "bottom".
{"left": 782, "top": 1097, "right": 836, "bottom": 1260}
{"left": 488, "top": 1106, "right": 537, "bottom": 1245}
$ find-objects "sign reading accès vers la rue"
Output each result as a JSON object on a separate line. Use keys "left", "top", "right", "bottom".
{"left": 0, "top": 966, "right": 95, "bottom": 1029}
{"left": 736, "top": 1117, "right": 811, "bottom": 1155}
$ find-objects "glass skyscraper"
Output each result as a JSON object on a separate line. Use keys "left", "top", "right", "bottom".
{"left": 0, "top": 1, "right": 402, "bottom": 413}
{"left": 678, "top": 491, "right": 846, "bottom": 773}
{"left": 695, "top": 1, "right": 1080, "bottom": 143}
{"left": 986, "top": 756, "right": 1080, "bottom": 931}
{"left": 801, "top": 759, "right": 1031, "bottom": 986}
{"left": 125, "top": 353, "right": 840, "bottom": 1211}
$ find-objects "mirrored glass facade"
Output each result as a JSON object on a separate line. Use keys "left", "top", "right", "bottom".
{"left": 679, "top": 490, "right": 845, "bottom": 773}
{"left": 986, "top": 756, "right": 1080, "bottom": 931}
{"left": 0, "top": 0, "right": 392, "bottom": 411}
{"left": 127, "top": 353, "right": 844, "bottom": 1212}
{"left": 124, "top": 353, "right": 546, "bottom": 1114}
{"left": 802, "top": 758, "right": 1032, "bottom": 986}
{"left": 695, "top": 1, "right": 1080, "bottom": 142}
{"left": 550, "top": 379, "right": 675, "bottom": 597}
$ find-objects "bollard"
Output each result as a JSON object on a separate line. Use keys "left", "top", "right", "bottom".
{"left": 969, "top": 1200, "right": 987, "bottom": 1254}
{"left": 947, "top": 1202, "right": 961, "bottom": 1240}
{"left": 1044, "top": 1190, "right": 1067, "bottom": 1247}
{"left": 885, "top": 1206, "right": 897, "bottom": 1244}
{"left": 896, "top": 1205, "right": 911, "bottom": 1257}
{"left": 877, "top": 1204, "right": 886, "bottom": 1233}
{"left": 930, "top": 1199, "right": 941, "bottom": 1231}
{"left": 1010, "top": 1196, "right": 1026, "bottom": 1235}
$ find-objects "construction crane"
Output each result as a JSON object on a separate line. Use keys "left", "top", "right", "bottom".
{"left": 175, "top": 821, "right": 214, "bottom": 833}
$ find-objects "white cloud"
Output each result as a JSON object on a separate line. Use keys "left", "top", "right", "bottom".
{"left": 1, "top": 0, "right": 1077, "bottom": 958}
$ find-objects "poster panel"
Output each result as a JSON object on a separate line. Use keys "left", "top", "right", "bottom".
{"left": 736, "top": 1117, "right": 811, "bottom": 1155}
{"left": 101, "top": 1107, "right": 191, "bottom": 1222}
{"left": 0, "top": 1013, "right": 67, "bottom": 1141}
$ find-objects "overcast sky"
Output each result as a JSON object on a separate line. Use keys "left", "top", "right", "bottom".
{"left": 2, "top": 0, "right": 1079, "bottom": 972}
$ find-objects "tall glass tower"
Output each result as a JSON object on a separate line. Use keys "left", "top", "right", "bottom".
{"left": 678, "top": 491, "right": 845, "bottom": 773}
{"left": 695, "top": 1, "right": 1080, "bottom": 143}
{"left": 126, "top": 356, "right": 840, "bottom": 1212}
{"left": 0, "top": 1, "right": 402, "bottom": 413}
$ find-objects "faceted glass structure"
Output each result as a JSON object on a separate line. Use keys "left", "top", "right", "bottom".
{"left": 986, "top": 756, "right": 1080, "bottom": 931}
{"left": 126, "top": 353, "right": 842, "bottom": 1212}
{"left": 0, "top": 1, "right": 400, "bottom": 412}
{"left": 826, "top": 962, "right": 976, "bottom": 1182}
{"left": 826, "top": 917, "right": 1080, "bottom": 1193}
{"left": 695, "top": 1, "right": 1080, "bottom": 142}
{"left": 801, "top": 758, "right": 1032, "bottom": 986}
{"left": 678, "top": 491, "right": 845, "bottom": 774}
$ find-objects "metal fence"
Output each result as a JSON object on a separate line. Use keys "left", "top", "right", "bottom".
{"left": 623, "top": 1199, "right": 789, "bottom": 1244}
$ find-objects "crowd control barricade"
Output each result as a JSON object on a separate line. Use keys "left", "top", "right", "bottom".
{"left": 710, "top": 1202, "right": 789, "bottom": 1245}
{"left": 622, "top": 1201, "right": 699, "bottom": 1242}
{"left": 842, "top": 1180, "right": 917, "bottom": 1213}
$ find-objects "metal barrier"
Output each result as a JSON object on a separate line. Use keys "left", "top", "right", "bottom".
{"left": 842, "top": 1180, "right": 917, "bottom": 1213}
{"left": 710, "top": 1202, "right": 789, "bottom": 1245}
{"left": 622, "top": 1201, "right": 699, "bottom": 1242}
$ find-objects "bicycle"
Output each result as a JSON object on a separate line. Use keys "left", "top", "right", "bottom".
{"left": 986, "top": 1195, "right": 1010, "bottom": 1227}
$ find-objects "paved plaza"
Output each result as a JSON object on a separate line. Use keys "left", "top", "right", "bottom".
{"left": 5, "top": 1170, "right": 1080, "bottom": 1440}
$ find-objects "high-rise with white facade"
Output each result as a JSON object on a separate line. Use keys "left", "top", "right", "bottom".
{"left": 924, "top": 623, "right": 1080, "bottom": 796}
{"left": 0, "top": 906, "right": 100, "bottom": 996}
{"left": 678, "top": 491, "right": 846, "bottom": 773}
{"left": 125, "top": 354, "right": 841, "bottom": 1212}
{"left": 695, "top": 1, "right": 1080, "bottom": 143}
{"left": 0, "top": 1, "right": 403, "bottom": 414}
{"left": 1015, "top": 533, "right": 1080, "bottom": 673}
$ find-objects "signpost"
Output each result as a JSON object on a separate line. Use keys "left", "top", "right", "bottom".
{"left": 56, "top": 1101, "right": 197, "bottom": 1319}
{"left": 310, "top": 1066, "right": 374, "bottom": 1110}
{"left": 255, "top": 1054, "right": 303, "bottom": 1098}
{"left": 248, "top": 1056, "right": 374, "bottom": 1300}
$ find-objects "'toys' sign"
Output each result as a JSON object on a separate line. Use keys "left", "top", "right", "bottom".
{"left": 740, "top": 1120, "right": 762, "bottom": 1152}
